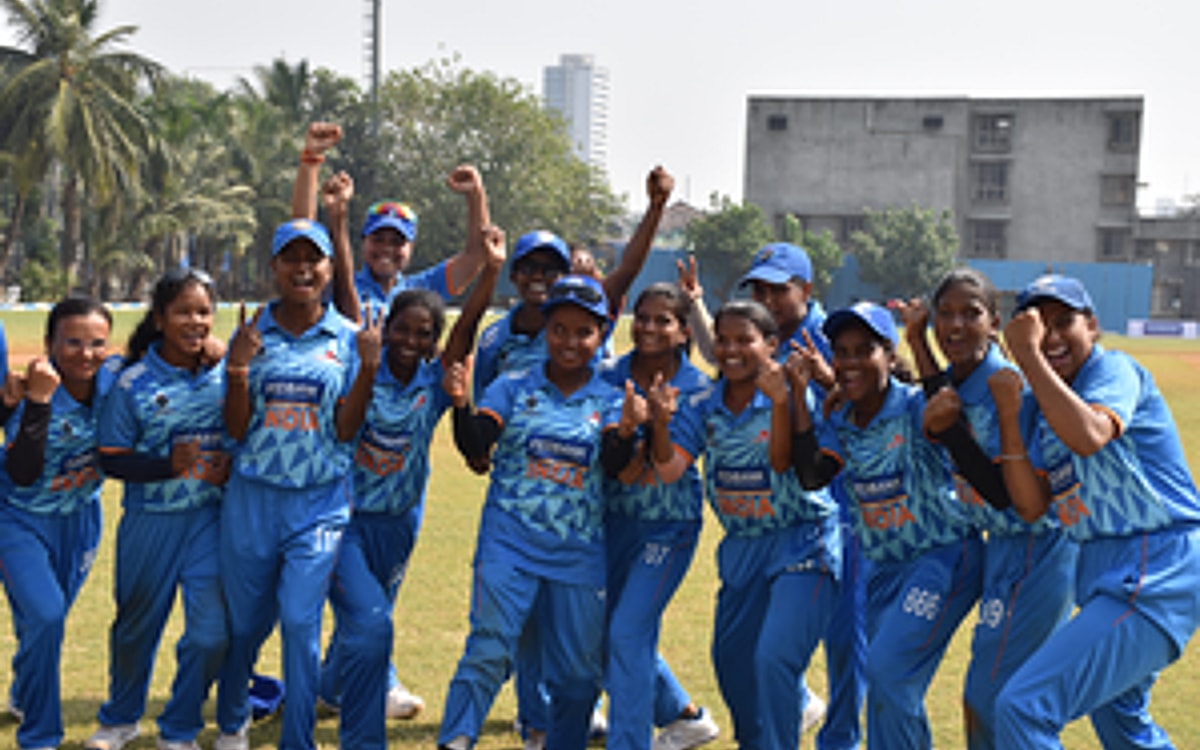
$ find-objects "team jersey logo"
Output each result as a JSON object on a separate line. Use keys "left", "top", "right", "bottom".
{"left": 713, "top": 465, "right": 775, "bottom": 519}
{"left": 525, "top": 433, "right": 593, "bottom": 489}
{"left": 853, "top": 473, "right": 915, "bottom": 530}
{"left": 51, "top": 450, "right": 100, "bottom": 492}
{"left": 263, "top": 377, "right": 324, "bottom": 432}
{"left": 355, "top": 425, "right": 411, "bottom": 476}
{"left": 1047, "top": 458, "right": 1090, "bottom": 527}
{"left": 171, "top": 429, "right": 223, "bottom": 481}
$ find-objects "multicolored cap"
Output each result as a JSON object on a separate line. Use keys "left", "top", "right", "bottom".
{"left": 823, "top": 301, "right": 899, "bottom": 347}
{"left": 540, "top": 274, "right": 609, "bottom": 322}
{"left": 1014, "top": 274, "right": 1094, "bottom": 314}
{"left": 271, "top": 219, "right": 332, "bottom": 257}
{"left": 739, "top": 242, "right": 813, "bottom": 286}
{"left": 362, "top": 201, "right": 418, "bottom": 241}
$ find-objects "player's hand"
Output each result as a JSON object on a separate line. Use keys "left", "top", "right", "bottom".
{"left": 228, "top": 303, "right": 263, "bottom": 370}
{"left": 2, "top": 370, "right": 26, "bottom": 408}
{"left": 304, "top": 122, "right": 342, "bottom": 155}
{"left": 987, "top": 368, "right": 1024, "bottom": 416}
{"left": 894, "top": 297, "right": 930, "bottom": 340}
{"left": 482, "top": 225, "right": 506, "bottom": 270}
{"left": 24, "top": 357, "right": 60, "bottom": 404}
{"left": 1004, "top": 308, "right": 1045, "bottom": 356}
{"left": 442, "top": 356, "right": 471, "bottom": 408}
{"left": 356, "top": 304, "right": 383, "bottom": 371}
{"left": 822, "top": 383, "right": 846, "bottom": 420}
{"left": 675, "top": 256, "right": 704, "bottom": 302}
{"left": 446, "top": 165, "right": 484, "bottom": 196}
{"left": 199, "top": 335, "right": 226, "bottom": 369}
{"left": 646, "top": 372, "right": 678, "bottom": 427}
{"left": 647, "top": 166, "right": 674, "bottom": 208}
{"left": 170, "top": 439, "right": 202, "bottom": 478}
{"left": 619, "top": 380, "right": 650, "bottom": 437}
{"left": 320, "top": 171, "right": 355, "bottom": 215}
{"left": 203, "top": 452, "right": 232, "bottom": 486}
{"left": 755, "top": 360, "right": 788, "bottom": 405}
{"left": 923, "top": 386, "right": 962, "bottom": 435}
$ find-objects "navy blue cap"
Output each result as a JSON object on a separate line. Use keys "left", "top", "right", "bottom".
{"left": 823, "top": 301, "right": 899, "bottom": 347}
{"left": 1014, "top": 274, "right": 1094, "bottom": 314}
{"left": 271, "top": 219, "right": 332, "bottom": 257}
{"left": 513, "top": 230, "right": 571, "bottom": 269}
{"left": 740, "top": 243, "right": 813, "bottom": 286}
{"left": 540, "top": 274, "right": 609, "bottom": 322}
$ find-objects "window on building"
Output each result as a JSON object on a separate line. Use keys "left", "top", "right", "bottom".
{"left": 922, "top": 115, "right": 944, "bottom": 130}
{"left": 1098, "top": 228, "right": 1131, "bottom": 260}
{"left": 1101, "top": 175, "right": 1136, "bottom": 206}
{"left": 972, "top": 162, "right": 1009, "bottom": 203}
{"left": 1107, "top": 113, "right": 1139, "bottom": 151}
{"left": 972, "top": 114, "right": 1014, "bottom": 152}
{"left": 767, "top": 114, "right": 788, "bottom": 132}
{"left": 968, "top": 221, "right": 1007, "bottom": 258}
{"left": 841, "top": 215, "right": 865, "bottom": 244}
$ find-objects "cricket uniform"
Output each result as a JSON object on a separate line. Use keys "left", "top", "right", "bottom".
{"left": 220, "top": 302, "right": 358, "bottom": 750}
{"left": 94, "top": 344, "right": 231, "bottom": 742}
{"left": 702, "top": 381, "right": 841, "bottom": 750}
{"left": 599, "top": 352, "right": 713, "bottom": 750}
{"left": 353, "top": 261, "right": 455, "bottom": 315}
{"left": 819, "top": 379, "right": 982, "bottom": 750}
{"left": 438, "top": 365, "right": 622, "bottom": 750}
{"left": 320, "top": 356, "right": 451, "bottom": 749}
{"left": 941, "top": 344, "right": 1078, "bottom": 750}
{"left": 0, "top": 359, "right": 118, "bottom": 750}
{"left": 994, "top": 346, "right": 1200, "bottom": 749}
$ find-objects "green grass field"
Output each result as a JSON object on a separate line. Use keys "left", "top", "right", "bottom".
{"left": 0, "top": 308, "right": 1198, "bottom": 749}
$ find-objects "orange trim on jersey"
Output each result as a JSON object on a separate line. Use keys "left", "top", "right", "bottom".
{"left": 98, "top": 446, "right": 134, "bottom": 455}
{"left": 477, "top": 406, "right": 505, "bottom": 430}
{"left": 443, "top": 258, "right": 462, "bottom": 296}
{"left": 819, "top": 447, "right": 845, "bottom": 473}
{"left": 1090, "top": 403, "right": 1125, "bottom": 439}
{"left": 672, "top": 444, "right": 696, "bottom": 465}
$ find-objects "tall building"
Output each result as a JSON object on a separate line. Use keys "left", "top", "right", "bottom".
{"left": 744, "top": 96, "right": 1143, "bottom": 265}
{"left": 543, "top": 54, "right": 609, "bottom": 170}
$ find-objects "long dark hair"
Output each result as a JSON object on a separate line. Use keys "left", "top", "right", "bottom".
{"left": 125, "top": 268, "right": 217, "bottom": 367}
{"left": 46, "top": 295, "right": 112, "bottom": 344}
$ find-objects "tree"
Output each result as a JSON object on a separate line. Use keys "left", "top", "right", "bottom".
{"left": 0, "top": 0, "right": 161, "bottom": 292}
{"left": 780, "top": 213, "right": 843, "bottom": 299}
{"left": 851, "top": 205, "right": 959, "bottom": 300}
{"left": 683, "top": 193, "right": 775, "bottom": 301}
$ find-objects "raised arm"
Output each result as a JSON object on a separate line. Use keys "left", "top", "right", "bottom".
{"left": 335, "top": 306, "right": 382, "bottom": 441}
{"left": 895, "top": 298, "right": 941, "bottom": 385}
{"left": 604, "top": 166, "right": 674, "bottom": 316}
{"left": 677, "top": 255, "right": 715, "bottom": 366}
{"left": 322, "top": 171, "right": 362, "bottom": 324}
{"left": 224, "top": 304, "right": 263, "bottom": 442}
{"left": 442, "top": 225, "right": 506, "bottom": 366}
{"left": 756, "top": 360, "right": 793, "bottom": 473}
{"left": 988, "top": 368, "right": 1051, "bottom": 522}
{"left": 444, "top": 165, "right": 492, "bottom": 295}
{"left": 291, "top": 122, "right": 343, "bottom": 220}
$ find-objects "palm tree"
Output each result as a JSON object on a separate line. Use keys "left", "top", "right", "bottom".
{"left": 0, "top": 0, "right": 161, "bottom": 292}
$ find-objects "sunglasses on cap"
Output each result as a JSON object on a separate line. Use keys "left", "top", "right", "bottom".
{"left": 162, "top": 267, "right": 214, "bottom": 286}
{"left": 548, "top": 279, "right": 604, "bottom": 306}
{"left": 366, "top": 201, "right": 418, "bottom": 225}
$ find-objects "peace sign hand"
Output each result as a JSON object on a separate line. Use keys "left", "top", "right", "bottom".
{"left": 228, "top": 303, "right": 264, "bottom": 370}
{"left": 357, "top": 304, "right": 383, "bottom": 371}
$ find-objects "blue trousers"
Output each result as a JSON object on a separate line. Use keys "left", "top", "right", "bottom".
{"left": 0, "top": 500, "right": 101, "bottom": 749}
{"left": 322, "top": 511, "right": 418, "bottom": 750}
{"left": 963, "top": 530, "right": 1076, "bottom": 750}
{"left": 439, "top": 559, "right": 605, "bottom": 750}
{"left": 995, "top": 528, "right": 1200, "bottom": 749}
{"left": 711, "top": 523, "right": 839, "bottom": 750}
{"left": 864, "top": 535, "right": 982, "bottom": 750}
{"left": 818, "top": 510, "right": 868, "bottom": 750}
{"left": 605, "top": 516, "right": 699, "bottom": 750}
{"left": 219, "top": 474, "right": 349, "bottom": 750}
{"left": 97, "top": 506, "right": 229, "bottom": 742}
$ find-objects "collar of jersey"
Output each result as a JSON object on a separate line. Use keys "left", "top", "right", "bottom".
{"left": 832, "top": 376, "right": 911, "bottom": 429}
{"left": 951, "top": 343, "right": 1011, "bottom": 405}
{"left": 261, "top": 301, "right": 345, "bottom": 338}
{"left": 377, "top": 355, "right": 438, "bottom": 392}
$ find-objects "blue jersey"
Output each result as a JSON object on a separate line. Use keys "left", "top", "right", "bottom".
{"left": 598, "top": 351, "right": 714, "bottom": 522}
{"left": 352, "top": 356, "right": 451, "bottom": 514}
{"left": 475, "top": 365, "right": 622, "bottom": 581}
{"left": 951, "top": 344, "right": 1056, "bottom": 537}
{"left": 776, "top": 300, "right": 832, "bottom": 365}
{"left": 0, "top": 321, "right": 7, "bottom": 382}
{"left": 0, "top": 358, "right": 119, "bottom": 515}
{"left": 820, "top": 379, "right": 972, "bottom": 562}
{"left": 701, "top": 382, "right": 836, "bottom": 538}
{"left": 1024, "top": 345, "right": 1200, "bottom": 541}
{"left": 354, "top": 262, "right": 453, "bottom": 315}
{"left": 99, "top": 345, "right": 227, "bottom": 512}
{"left": 473, "top": 306, "right": 547, "bottom": 397}
{"left": 230, "top": 303, "right": 360, "bottom": 488}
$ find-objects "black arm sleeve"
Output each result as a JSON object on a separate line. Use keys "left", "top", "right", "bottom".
{"left": 0, "top": 401, "right": 16, "bottom": 425}
{"left": 921, "top": 371, "right": 953, "bottom": 398}
{"left": 452, "top": 406, "right": 501, "bottom": 464}
{"left": 6, "top": 401, "right": 51, "bottom": 487}
{"left": 792, "top": 428, "right": 841, "bottom": 490}
{"left": 601, "top": 429, "right": 638, "bottom": 479}
{"left": 99, "top": 452, "right": 176, "bottom": 483}
{"left": 931, "top": 417, "right": 1012, "bottom": 510}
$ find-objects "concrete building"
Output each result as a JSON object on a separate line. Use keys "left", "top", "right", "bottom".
{"left": 543, "top": 54, "right": 609, "bottom": 170}
{"left": 744, "top": 96, "right": 1143, "bottom": 265}
{"left": 1134, "top": 212, "right": 1200, "bottom": 318}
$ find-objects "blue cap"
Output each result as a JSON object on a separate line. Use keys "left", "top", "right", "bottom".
{"left": 271, "top": 219, "right": 332, "bottom": 257}
{"left": 739, "top": 243, "right": 813, "bottom": 286}
{"left": 540, "top": 274, "right": 609, "bottom": 322}
{"left": 248, "top": 673, "right": 285, "bottom": 721}
{"left": 361, "top": 201, "right": 418, "bottom": 241}
{"left": 823, "top": 301, "right": 899, "bottom": 347}
{"left": 1014, "top": 274, "right": 1094, "bottom": 314}
{"left": 513, "top": 230, "right": 571, "bottom": 269}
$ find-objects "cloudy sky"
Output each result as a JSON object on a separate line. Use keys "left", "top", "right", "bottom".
{"left": 4, "top": 0, "right": 1197, "bottom": 212}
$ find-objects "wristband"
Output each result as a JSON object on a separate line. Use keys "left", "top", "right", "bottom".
{"left": 998, "top": 453, "right": 1028, "bottom": 462}
{"left": 300, "top": 149, "right": 325, "bottom": 165}
{"left": 226, "top": 365, "right": 250, "bottom": 377}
